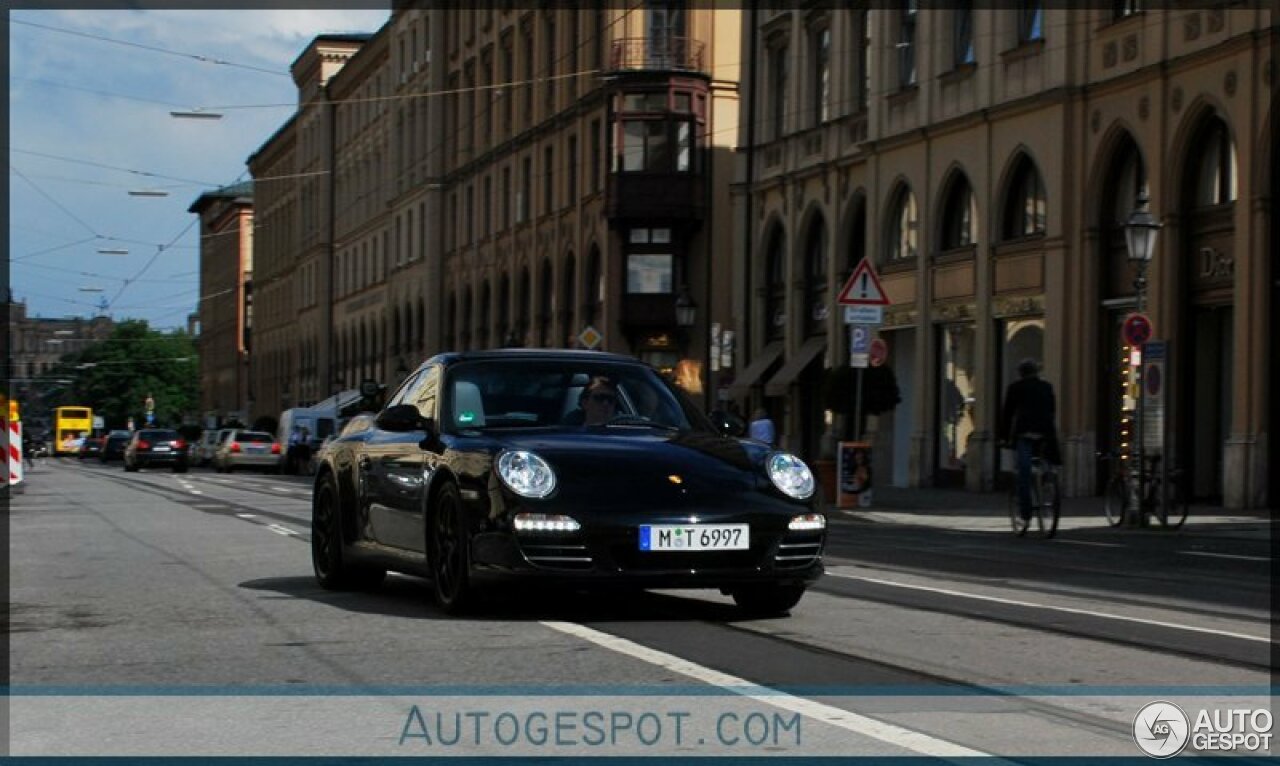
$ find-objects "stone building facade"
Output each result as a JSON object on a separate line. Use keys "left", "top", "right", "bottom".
{"left": 730, "top": 6, "right": 1273, "bottom": 508}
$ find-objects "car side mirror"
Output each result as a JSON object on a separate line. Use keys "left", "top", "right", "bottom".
{"left": 375, "top": 404, "right": 427, "bottom": 433}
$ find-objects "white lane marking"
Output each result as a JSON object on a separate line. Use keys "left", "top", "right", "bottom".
{"left": 270, "top": 486, "right": 294, "bottom": 493}
{"left": 541, "top": 621, "right": 988, "bottom": 758}
{"left": 827, "top": 571, "right": 1270, "bottom": 643}
{"left": 1054, "top": 540, "right": 1124, "bottom": 548}
{"left": 1182, "top": 551, "right": 1270, "bottom": 562}
{"left": 236, "top": 513, "right": 258, "bottom": 519}
{"left": 188, "top": 490, "right": 204, "bottom": 495}
{"left": 265, "top": 524, "right": 298, "bottom": 537}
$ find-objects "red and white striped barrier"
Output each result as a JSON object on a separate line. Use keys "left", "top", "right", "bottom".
{"left": 3, "top": 417, "right": 24, "bottom": 490}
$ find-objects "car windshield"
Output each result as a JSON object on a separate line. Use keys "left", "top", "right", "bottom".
{"left": 444, "top": 359, "right": 700, "bottom": 433}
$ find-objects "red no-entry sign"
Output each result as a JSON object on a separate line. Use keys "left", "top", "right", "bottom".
{"left": 1122, "top": 313, "right": 1153, "bottom": 347}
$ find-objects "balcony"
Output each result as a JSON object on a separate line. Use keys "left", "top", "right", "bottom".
{"left": 605, "top": 173, "right": 705, "bottom": 222}
{"left": 609, "top": 37, "right": 705, "bottom": 74}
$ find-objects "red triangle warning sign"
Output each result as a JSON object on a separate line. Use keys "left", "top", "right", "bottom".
{"left": 837, "top": 258, "right": 890, "bottom": 306}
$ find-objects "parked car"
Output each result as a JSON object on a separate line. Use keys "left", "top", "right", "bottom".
{"left": 78, "top": 436, "right": 104, "bottom": 460}
{"left": 310, "top": 349, "right": 825, "bottom": 616}
{"left": 212, "top": 430, "right": 281, "bottom": 473}
{"left": 123, "top": 428, "right": 189, "bottom": 473}
{"left": 100, "top": 431, "right": 131, "bottom": 463}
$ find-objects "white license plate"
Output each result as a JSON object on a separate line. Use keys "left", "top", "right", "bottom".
{"left": 153, "top": 446, "right": 170, "bottom": 452}
{"left": 639, "top": 524, "right": 749, "bottom": 551}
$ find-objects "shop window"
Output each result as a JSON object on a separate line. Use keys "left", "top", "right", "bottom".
{"left": 765, "top": 228, "right": 786, "bottom": 341}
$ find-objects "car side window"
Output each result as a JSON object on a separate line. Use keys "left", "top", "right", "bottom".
{"left": 413, "top": 366, "right": 441, "bottom": 420}
{"left": 387, "top": 368, "right": 425, "bottom": 408}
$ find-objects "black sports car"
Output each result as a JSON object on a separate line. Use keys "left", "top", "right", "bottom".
{"left": 311, "top": 350, "right": 825, "bottom": 615}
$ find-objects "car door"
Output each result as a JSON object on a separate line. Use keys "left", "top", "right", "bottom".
{"left": 362, "top": 366, "right": 436, "bottom": 552}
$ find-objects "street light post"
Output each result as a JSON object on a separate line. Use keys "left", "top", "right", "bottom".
{"left": 1123, "top": 188, "right": 1161, "bottom": 526}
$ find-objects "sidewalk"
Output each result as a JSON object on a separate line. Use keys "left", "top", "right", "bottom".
{"left": 829, "top": 486, "right": 1275, "bottom": 541}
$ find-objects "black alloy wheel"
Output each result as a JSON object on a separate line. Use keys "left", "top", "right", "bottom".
{"left": 731, "top": 584, "right": 805, "bottom": 617}
{"left": 311, "top": 473, "right": 384, "bottom": 590}
{"left": 429, "top": 482, "right": 473, "bottom": 614}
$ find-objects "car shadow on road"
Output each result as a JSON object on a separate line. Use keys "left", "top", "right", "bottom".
{"left": 240, "top": 575, "right": 757, "bottom": 623}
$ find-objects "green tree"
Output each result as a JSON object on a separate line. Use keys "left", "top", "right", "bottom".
{"left": 48, "top": 320, "right": 198, "bottom": 430}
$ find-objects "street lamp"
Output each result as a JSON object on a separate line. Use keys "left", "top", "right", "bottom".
{"left": 1123, "top": 188, "right": 1161, "bottom": 526}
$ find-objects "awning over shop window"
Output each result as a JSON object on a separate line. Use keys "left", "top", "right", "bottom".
{"left": 764, "top": 336, "right": 827, "bottom": 397}
{"left": 725, "top": 341, "right": 783, "bottom": 400}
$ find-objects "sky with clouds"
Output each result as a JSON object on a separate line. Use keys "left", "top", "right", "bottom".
{"left": 9, "top": 8, "right": 391, "bottom": 331}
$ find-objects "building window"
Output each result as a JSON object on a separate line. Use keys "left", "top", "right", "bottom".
{"left": 769, "top": 42, "right": 788, "bottom": 139}
{"left": 1192, "top": 117, "right": 1237, "bottom": 207}
{"left": 885, "top": 187, "right": 919, "bottom": 262}
{"left": 765, "top": 228, "right": 786, "bottom": 341}
{"left": 1002, "top": 156, "right": 1047, "bottom": 239}
{"left": 543, "top": 145, "right": 554, "bottom": 214}
{"left": 804, "top": 217, "right": 828, "bottom": 337}
{"left": 941, "top": 178, "right": 977, "bottom": 249}
{"left": 483, "top": 175, "right": 492, "bottom": 235}
{"left": 1112, "top": 0, "right": 1143, "bottom": 20}
{"left": 811, "top": 25, "right": 830, "bottom": 126}
{"left": 626, "top": 254, "right": 673, "bottom": 294}
{"left": 590, "top": 119, "right": 601, "bottom": 191}
{"left": 617, "top": 120, "right": 670, "bottom": 172}
{"left": 899, "top": 2, "right": 918, "bottom": 88}
{"left": 854, "top": 10, "right": 870, "bottom": 112}
{"left": 519, "top": 156, "right": 531, "bottom": 223}
{"left": 675, "top": 121, "right": 693, "bottom": 171}
{"left": 953, "top": 3, "right": 975, "bottom": 67}
{"left": 1018, "top": 1, "right": 1044, "bottom": 43}
{"left": 567, "top": 134, "right": 577, "bottom": 201}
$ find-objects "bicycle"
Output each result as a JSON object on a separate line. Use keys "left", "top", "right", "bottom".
{"left": 1007, "top": 434, "right": 1060, "bottom": 538}
{"left": 1103, "top": 452, "right": 1188, "bottom": 529}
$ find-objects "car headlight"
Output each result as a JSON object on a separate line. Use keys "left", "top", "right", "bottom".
{"left": 766, "top": 452, "right": 815, "bottom": 500}
{"left": 496, "top": 450, "right": 557, "bottom": 498}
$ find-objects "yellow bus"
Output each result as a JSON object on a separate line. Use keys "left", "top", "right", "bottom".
{"left": 54, "top": 406, "right": 93, "bottom": 455}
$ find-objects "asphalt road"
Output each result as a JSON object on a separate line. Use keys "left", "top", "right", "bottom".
{"left": 8, "top": 458, "right": 1273, "bottom": 759}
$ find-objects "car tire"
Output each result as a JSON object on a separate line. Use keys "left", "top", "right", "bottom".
{"left": 731, "top": 584, "right": 805, "bottom": 617}
{"left": 173, "top": 464, "right": 188, "bottom": 473}
{"left": 124, "top": 460, "right": 137, "bottom": 473}
{"left": 311, "top": 473, "right": 384, "bottom": 590}
{"left": 429, "top": 482, "right": 474, "bottom": 614}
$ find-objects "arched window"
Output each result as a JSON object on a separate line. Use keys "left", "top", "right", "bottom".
{"left": 765, "top": 226, "right": 786, "bottom": 342}
{"left": 497, "top": 274, "right": 511, "bottom": 345}
{"left": 583, "top": 246, "right": 602, "bottom": 326}
{"left": 478, "top": 281, "right": 491, "bottom": 349}
{"left": 445, "top": 292, "right": 457, "bottom": 350}
{"left": 804, "top": 216, "right": 828, "bottom": 337}
{"left": 517, "top": 267, "right": 531, "bottom": 346}
{"left": 539, "top": 260, "right": 554, "bottom": 347}
{"left": 884, "top": 186, "right": 919, "bottom": 262}
{"left": 941, "top": 175, "right": 977, "bottom": 250}
{"left": 561, "top": 252, "right": 576, "bottom": 339}
{"left": 1191, "top": 116, "right": 1237, "bottom": 207}
{"left": 1002, "top": 155, "right": 1046, "bottom": 239}
{"left": 461, "top": 287, "right": 473, "bottom": 350}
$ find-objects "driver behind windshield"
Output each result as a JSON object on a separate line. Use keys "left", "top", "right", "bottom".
{"left": 564, "top": 376, "right": 619, "bottom": 426}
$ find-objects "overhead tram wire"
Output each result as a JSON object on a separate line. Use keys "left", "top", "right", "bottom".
{"left": 10, "top": 17, "right": 291, "bottom": 78}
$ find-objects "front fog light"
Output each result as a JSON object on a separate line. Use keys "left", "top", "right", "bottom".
{"left": 514, "top": 513, "right": 581, "bottom": 533}
{"left": 788, "top": 513, "right": 826, "bottom": 531}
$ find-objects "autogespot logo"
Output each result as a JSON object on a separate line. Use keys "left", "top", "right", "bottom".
{"left": 1134, "top": 701, "right": 1190, "bottom": 758}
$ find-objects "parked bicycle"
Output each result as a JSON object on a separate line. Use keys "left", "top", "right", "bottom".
{"left": 1101, "top": 452, "right": 1188, "bottom": 529}
{"left": 1008, "top": 434, "right": 1060, "bottom": 538}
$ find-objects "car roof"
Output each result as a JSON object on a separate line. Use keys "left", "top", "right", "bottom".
{"left": 422, "top": 348, "right": 647, "bottom": 367}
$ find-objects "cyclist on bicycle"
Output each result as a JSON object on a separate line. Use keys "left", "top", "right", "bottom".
{"left": 999, "top": 358, "right": 1061, "bottom": 521}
